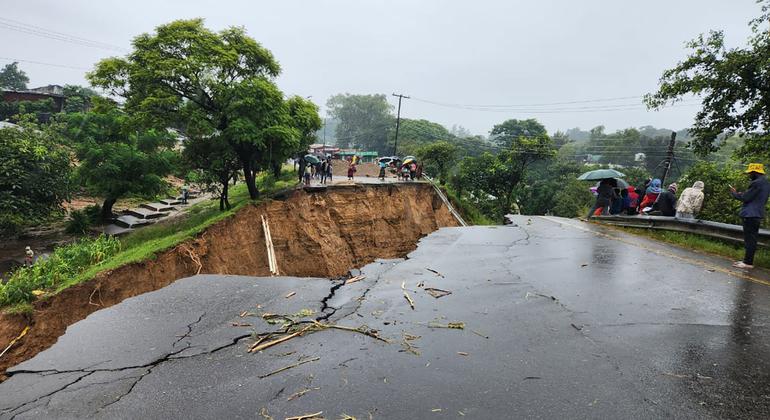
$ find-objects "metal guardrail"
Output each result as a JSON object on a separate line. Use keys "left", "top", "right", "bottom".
{"left": 423, "top": 175, "right": 468, "bottom": 227}
{"left": 592, "top": 215, "right": 770, "bottom": 247}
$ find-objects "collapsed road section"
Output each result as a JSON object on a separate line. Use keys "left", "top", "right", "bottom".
{"left": 0, "top": 183, "right": 459, "bottom": 377}
{"left": 4, "top": 216, "right": 770, "bottom": 418}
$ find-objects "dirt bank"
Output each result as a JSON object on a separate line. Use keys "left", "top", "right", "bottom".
{"left": 0, "top": 183, "right": 458, "bottom": 376}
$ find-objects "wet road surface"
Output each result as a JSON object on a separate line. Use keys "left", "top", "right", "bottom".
{"left": 3, "top": 215, "right": 770, "bottom": 419}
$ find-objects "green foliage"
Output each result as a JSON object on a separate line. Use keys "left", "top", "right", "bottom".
{"left": 0, "top": 62, "right": 29, "bottom": 90}
{"left": 416, "top": 141, "right": 458, "bottom": 185}
{"left": 0, "top": 98, "right": 57, "bottom": 122}
{"left": 518, "top": 161, "right": 594, "bottom": 218}
{"left": 88, "top": 19, "right": 297, "bottom": 200}
{"left": 326, "top": 93, "right": 394, "bottom": 154}
{"left": 0, "top": 124, "right": 72, "bottom": 236}
{"left": 61, "top": 100, "right": 175, "bottom": 219}
{"left": 0, "top": 235, "right": 121, "bottom": 307}
{"left": 62, "top": 85, "right": 99, "bottom": 113}
{"left": 490, "top": 119, "right": 547, "bottom": 148}
{"left": 676, "top": 161, "right": 746, "bottom": 225}
{"left": 453, "top": 126, "right": 556, "bottom": 221}
{"left": 394, "top": 119, "right": 451, "bottom": 156}
{"left": 645, "top": 2, "right": 770, "bottom": 159}
{"left": 65, "top": 209, "right": 92, "bottom": 234}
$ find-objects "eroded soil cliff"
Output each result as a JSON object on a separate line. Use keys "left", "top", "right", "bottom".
{"left": 0, "top": 183, "right": 458, "bottom": 376}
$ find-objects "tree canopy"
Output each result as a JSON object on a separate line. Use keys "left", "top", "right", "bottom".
{"left": 87, "top": 18, "right": 305, "bottom": 200}
{"left": 0, "top": 62, "right": 29, "bottom": 90}
{"left": 0, "top": 122, "right": 71, "bottom": 235}
{"left": 62, "top": 99, "right": 175, "bottom": 219}
{"left": 416, "top": 141, "right": 458, "bottom": 185}
{"left": 645, "top": 1, "right": 770, "bottom": 159}
{"left": 490, "top": 119, "right": 547, "bottom": 148}
{"left": 326, "top": 93, "right": 394, "bottom": 154}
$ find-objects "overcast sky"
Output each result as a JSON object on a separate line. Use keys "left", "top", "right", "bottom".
{"left": 1, "top": 0, "right": 761, "bottom": 136}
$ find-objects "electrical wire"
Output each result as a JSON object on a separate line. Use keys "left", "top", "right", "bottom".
{"left": 0, "top": 17, "right": 127, "bottom": 52}
{"left": 0, "top": 56, "right": 89, "bottom": 71}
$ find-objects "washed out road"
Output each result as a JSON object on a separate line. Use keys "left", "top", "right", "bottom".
{"left": 2, "top": 215, "right": 770, "bottom": 419}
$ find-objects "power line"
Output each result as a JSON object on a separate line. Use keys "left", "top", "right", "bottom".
{"left": 0, "top": 17, "right": 127, "bottom": 52}
{"left": 410, "top": 95, "right": 645, "bottom": 108}
{"left": 0, "top": 56, "right": 89, "bottom": 71}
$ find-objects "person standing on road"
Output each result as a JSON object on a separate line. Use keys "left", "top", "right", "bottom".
{"left": 587, "top": 178, "right": 616, "bottom": 219}
{"left": 676, "top": 181, "right": 705, "bottom": 219}
{"left": 347, "top": 162, "right": 356, "bottom": 181}
{"left": 326, "top": 159, "right": 333, "bottom": 183}
{"left": 24, "top": 246, "right": 34, "bottom": 267}
{"left": 730, "top": 163, "right": 770, "bottom": 269}
{"left": 181, "top": 184, "right": 189, "bottom": 205}
{"left": 320, "top": 160, "right": 328, "bottom": 184}
{"left": 304, "top": 164, "right": 312, "bottom": 186}
{"left": 298, "top": 156, "right": 306, "bottom": 183}
{"left": 378, "top": 160, "right": 387, "bottom": 181}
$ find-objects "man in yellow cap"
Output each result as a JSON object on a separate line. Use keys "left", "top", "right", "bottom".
{"left": 730, "top": 163, "right": 770, "bottom": 268}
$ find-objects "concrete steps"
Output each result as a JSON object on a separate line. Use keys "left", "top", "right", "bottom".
{"left": 114, "top": 215, "right": 153, "bottom": 229}
{"left": 140, "top": 202, "right": 175, "bottom": 212}
{"left": 124, "top": 207, "right": 167, "bottom": 220}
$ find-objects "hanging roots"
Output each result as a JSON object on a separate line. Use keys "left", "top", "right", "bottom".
{"left": 181, "top": 244, "right": 203, "bottom": 275}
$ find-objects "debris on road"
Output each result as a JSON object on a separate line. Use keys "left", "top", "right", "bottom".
{"left": 403, "top": 291, "right": 415, "bottom": 310}
{"left": 250, "top": 325, "right": 313, "bottom": 353}
{"left": 287, "top": 387, "right": 321, "bottom": 401}
{"left": 259, "top": 356, "right": 320, "bottom": 378}
{"left": 231, "top": 322, "right": 252, "bottom": 327}
{"left": 285, "top": 411, "right": 324, "bottom": 420}
{"left": 471, "top": 329, "right": 489, "bottom": 339}
{"left": 457, "top": 351, "right": 469, "bottom": 356}
{"left": 424, "top": 287, "right": 452, "bottom": 298}
{"left": 344, "top": 275, "right": 366, "bottom": 285}
{"left": 285, "top": 291, "right": 296, "bottom": 299}
{"left": 401, "top": 332, "right": 421, "bottom": 355}
{"left": 428, "top": 322, "right": 465, "bottom": 330}
{"left": 570, "top": 323, "right": 583, "bottom": 331}
{"left": 426, "top": 268, "right": 444, "bottom": 277}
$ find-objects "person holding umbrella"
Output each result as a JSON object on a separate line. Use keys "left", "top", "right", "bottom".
{"left": 587, "top": 178, "right": 617, "bottom": 219}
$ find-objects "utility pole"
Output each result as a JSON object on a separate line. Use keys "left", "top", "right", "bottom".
{"left": 392, "top": 93, "right": 409, "bottom": 156}
{"left": 660, "top": 131, "right": 677, "bottom": 187}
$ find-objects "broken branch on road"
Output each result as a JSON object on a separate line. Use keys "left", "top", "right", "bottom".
{"left": 259, "top": 356, "right": 320, "bottom": 378}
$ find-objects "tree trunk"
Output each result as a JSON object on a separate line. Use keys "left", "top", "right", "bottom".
{"left": 220, "top": 180, "right": 231, "bottom": 211}
{"left": 242, "top": 161, "right": 259, "bottom": 200}
{"left": 101, "top": 197, "right": 117, "bottom": 221}
{"left": 272, "top": 161, "right": 282, "bottom": 178}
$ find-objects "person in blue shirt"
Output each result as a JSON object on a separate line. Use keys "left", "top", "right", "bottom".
{"left": 730, "top": 163, "right": 770, "bottom": 269}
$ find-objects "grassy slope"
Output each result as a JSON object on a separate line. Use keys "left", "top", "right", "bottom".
{"left": 620, "top": 227, "right": 770, "bottom": 268}
{"left": 5, "top": 171, "right": 297, "bottom": 314}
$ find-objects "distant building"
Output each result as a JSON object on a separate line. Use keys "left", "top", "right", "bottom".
{"left": 308, "top": 143, "right": 340, "bottom": 156}
{"left": 635, "top": 152, "right": 646, "bottom": 162}
{"left": 2, "top": 84, "right": 66, "bottom": 113}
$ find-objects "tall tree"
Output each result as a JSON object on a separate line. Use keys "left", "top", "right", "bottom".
{"left": 645, "top": 1, "right": 770, "bottom": 159}
{"left": 88, "top": 19, "right": 286, "bottom": 199}
{"left": 326, "top": 93, "right": 393, "bottom": 154}
{"left": 0, "top": 62, "right": 29, "bottom": 90}
{"left": 62, "top": 99, "right": 175, "bottom": 219}
{"left": 416, "top": 141, "right": 458, "bottom": 185}
{"left": 183, "top": 134, "right": 240, "bottom": 210}
{"left": 490, "top": 119, "right": 547, "bottom": 148}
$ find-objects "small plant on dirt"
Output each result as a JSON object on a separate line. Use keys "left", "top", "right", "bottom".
{"left": 65, "top": 209, "right": 92, "bottom": 234}
{"left": 0, "top": 235, "right": 121, "bottom": 308}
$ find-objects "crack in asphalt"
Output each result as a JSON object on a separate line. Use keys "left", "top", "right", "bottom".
{"left": 173, "top": 311, "right": 206, "bottom": 347}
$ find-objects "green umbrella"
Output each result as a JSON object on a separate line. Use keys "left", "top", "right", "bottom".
{"left": 304, "top": 154, "right": 321, "bottom": 164}
{"left": 577, "top": 169, "right": 625, "bottom": 181}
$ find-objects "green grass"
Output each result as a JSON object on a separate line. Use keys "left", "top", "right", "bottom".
{"left": 443, "top": 187, "right": 496, "bottom": 225}
{"left": 1, "top": 170, "right": 298, "bottom": 312}
{"left": 620, "top": 227, "right": 770, "bottom": 269}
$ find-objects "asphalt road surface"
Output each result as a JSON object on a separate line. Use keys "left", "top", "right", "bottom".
{"left": 3, "top": 215, "right": 770, "bottom": 419}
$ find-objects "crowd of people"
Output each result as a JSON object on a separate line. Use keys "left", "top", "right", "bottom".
{"left": 298, "top": 156, "right": 334, "bottom": 186}
{"left": 587, "top": 178, "right": 705, "bottom": 219}
{"left": 586, "top": 163, "right": 770, "bottom": 270}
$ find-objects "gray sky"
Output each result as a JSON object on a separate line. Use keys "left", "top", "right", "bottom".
{"left": 1, "top": 0, "right": 761, "bottom": 136}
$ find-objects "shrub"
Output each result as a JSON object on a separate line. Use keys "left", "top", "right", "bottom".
{"left": 65, "top": 209, "right": 91, "bottom": 234}
{"left": 0, "top": 235, "right": 121, "bottom": 307}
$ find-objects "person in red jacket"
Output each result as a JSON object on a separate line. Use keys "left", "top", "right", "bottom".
{"left": 639, "top": 178, "right": 662, "bottom": 213}
{"left": 624, "top": 186, "right": 640, "bottom": 215}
